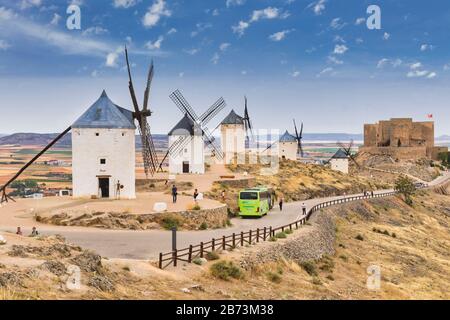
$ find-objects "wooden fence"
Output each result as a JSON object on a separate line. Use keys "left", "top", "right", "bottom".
{"left": 158, "top": 191, "right": 398, "bottom": 269}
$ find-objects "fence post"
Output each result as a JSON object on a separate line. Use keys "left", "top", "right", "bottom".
{"left": 173, "top": 249, "right": 177, "bottom": 267}
{"left": 200, "top": 242, "right": 204, "bottom": 258}
{"left": 295, "top": 221, "right": 298, "bottom": 229}
{"left": 264, "top": 227, "right": 267, "bottom": 240}
{"left": 159, "top": 252, "right": 162, "bottom": 269}
{"left": 222, "top": 236, "right": 226, "bottom": 250}
{"left": 290, "top": 224, "right": 293, "bottom": 231}
{"left": 256, "top": 228, "right": 260, "bottom": 243}
{"left": 269, "top": 226, "right": 273, "bottom": 237}
{"left": 241, "top": 232, "right": 244, "bottom": 246}
{"left": 188, "top": 245, "right": 193, "bottom": 263}
{"left": 249, "top": 230, "right": 252, "bottom": 244}
{"left": 212, "top": 238, "right": 215, "bottom": 252}
{"left": 232, "top": 233, "right": 236, "bottom": 248}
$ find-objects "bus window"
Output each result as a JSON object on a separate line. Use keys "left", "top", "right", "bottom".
{"left": 240, "top": 192, "right": 258, "bottom": 200}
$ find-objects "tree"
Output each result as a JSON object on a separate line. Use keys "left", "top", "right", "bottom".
{"left": 438, "top": 152, "right": 449, "bottom": 168}
{"left": 394, "top": 175, "right": 416, "bottom": 205}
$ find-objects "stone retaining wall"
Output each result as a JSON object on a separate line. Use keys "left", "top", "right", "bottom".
{"left": 239, "top": 210, "right": 336, "bottom": 270}
{"left": 37, "top": 205, "right": 228, "bottom": 231}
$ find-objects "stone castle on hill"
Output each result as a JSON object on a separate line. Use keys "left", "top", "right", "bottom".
{"left": 359, "top": 118, "right": 447, "bottom": 160}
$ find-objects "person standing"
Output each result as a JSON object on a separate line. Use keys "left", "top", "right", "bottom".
{"left": 279, "top": 197, "right": 284, "bottom": 211}
{"left": 221, "top": 190, "right": 226, "bottom": 202}
{"left": 16, "top": 227, "right": 22, "bottom": 236}
{"left": 30, "top": 227, "right": 39, "bottom": 237}
{"left": 302, "top": 203, "right": 307, "bottom": 216}
{"left": 171, "top": 185, "right": 178, "bottom": 204}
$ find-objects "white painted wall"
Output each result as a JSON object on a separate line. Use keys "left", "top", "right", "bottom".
{"left": 168, "top": 135, "right": 205, "bottom": 174}
{"left": 220, "top": 124, "right": 246, "bottom": 164}
{"left": 72, "top": 128, "right": 136, "bottom": 199}
{"left": 279, "top": 142, "right": 298, "bottom": 160}
{"left": 330, "top": 158, "right": 349, "bottom": 174}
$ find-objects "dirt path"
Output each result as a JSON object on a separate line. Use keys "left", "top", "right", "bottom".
{"left": 1, "top": 172, "right": 448, "bottom": 261}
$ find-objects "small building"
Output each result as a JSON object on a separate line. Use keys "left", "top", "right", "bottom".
{"left": 71, "top": 90, "right": 136, "bottom": 199}
{"left": 220, "top": 110, "right": 246, "bottom": 164}
{"left": 279, "top": 131, "right": 298, "bottom": 160}
{"left": 330, "top": 149, "right": 349, "bottom": 174}
{"left": 168, "top": 114, "right": 205, "bottom": 174}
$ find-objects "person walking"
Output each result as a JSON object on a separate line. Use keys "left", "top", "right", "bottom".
{"left": 30, "top": 227, "right": 39, "bottom": 237}
{"left": 16, "top": 227, "right": 22, "bottom": 236}
{"left": 279, "top": 197, "right": 284, "bottom": 211}
{"left": 171, "top": 185, "right": 178, "bottom": 204}
{"left": 302, "top": 203, "right": 307, "bottom": 216}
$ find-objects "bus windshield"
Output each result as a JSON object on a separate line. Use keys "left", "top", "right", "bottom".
{"left": 240, "top": 192, "right": 258, "bottom": 200}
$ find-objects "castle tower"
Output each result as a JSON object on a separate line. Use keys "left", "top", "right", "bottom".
{"left": 71, "top": 91, "right": 136, "bottom": 199}
{"left": 168, "top": 114, "right": 205, "bottom": 174}
{"left": 279, "top": 130, "right": 298, "bottom": 160}
{"left": 220, "top": 110, "right": 246, "bottom": 164}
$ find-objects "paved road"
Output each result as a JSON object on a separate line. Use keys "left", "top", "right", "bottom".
{"left": 2, "top": 172, "right": 449, "bottom": 260}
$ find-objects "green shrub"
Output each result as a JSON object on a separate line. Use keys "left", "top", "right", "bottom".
{"left": 267, "top": 272, "right": 282, "bottom": 283}
{"left": 122, "top": 266, "right": 130, "bottom": 272}
{"left": 161, "top": 215, "right": 183, "bottom": 230}
{"left": 206, "top": 251, "right": 220, "bottom": 261}
{"left": 199, "top": 222, "right": 208, "bottom": 230}
{"left": 226, "top": 219, "right": 232, "bottom": 227}
{"left": 285, "top": 229, "right": 293, "bottom": 234}
{"left": 326, "top": 275, "right": 335, "bottom": 281}
{"left": 210, "top": 261, "right": 243, "bottom": 281}
{"left": 193, "top": 258, "right": 203, "bottom": 265}
{"left": 269, "top": 236, "right": 277, "bottom": 242}
{"left": 300, "top": 261, "right": 318, "bottom": 277}
{"left": 391, "top": 233, "right": 397, "bottom": 238}
{"left": 339, "top": 255, "right": 348, "bottom": 262}
{"left": 355, "top": 234, "right": 364, "bottom": 241}
{"left": 312, "top": 277, "right": 322, "bottom": 285}
{"left": 382, "top": 230, "right": 390, "bottom": 236}
{"left": 192, "top": 204, "right": 201, "bottom": 211}
{"left": 275, "top": 232, "right": 287, "bottom": 239}
{"left": 319, "top": 255, "right": 335, "bottom": 272}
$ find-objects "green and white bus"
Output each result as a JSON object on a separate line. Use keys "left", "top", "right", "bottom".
{"left": 238, "top": 187, "right": 275, "bottom": 217}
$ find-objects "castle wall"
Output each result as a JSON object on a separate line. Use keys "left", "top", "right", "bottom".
{"left": 364, "top": 124, "right": 378, "bottom": 147}
{"left": 359, "top": 146, "right": 427, "bottom": 160}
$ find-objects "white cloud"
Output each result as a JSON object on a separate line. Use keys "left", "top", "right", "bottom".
{"left": 184, "top": 48, "right": 199, "bottom": 55}
{"left": 406, "top": 62, "right": 436, "bottom": 79}
{"left": 0, "top": 39, "right": 11, "bottom": 50}
{"left": 50, "top": 13, "right": 61, "bottom": 26}
{"left": 232, "top": 20, "right": 249, "bottom": 36}
{"left": 145, "top": 36, "right": 164, "bottom": 50}
{"left": 328, "top": 55, "right": 343, "bottom": 65}
{"left": 333, "top": 44, "right": 348, "bottom": 54}
{"left": 330, "top": 18, "right": 346, "bottom": 30}
{"left": 377, "top": 58, "right": 402, "bottom": 68}
{"left": 212, "top": 9, "right": 219, "bottom": 16}
{"left": 317, "top": 67, "right": 333, "bottom": 77}
{"left": 105, "top": 46, "right": 124, "bottom": 68}
{"left": 333, "top": 35, "right": 345, "bottom": 43}
{"left": 420, "top": 44, "right": 434, "bottom": 51}
{"left": 167, "top": 28, "right": 177, "bottom": 35}
{"left": 178, "top": 72, "right": 184, "bottom": 78}
{"left": 113, "top": 0, "right": 138, "bottom": 8}
{"left": 219, "top": 43, "right": 230, "bottom": 51}
{"left": 241, "top": 70, "right": 247, "bottom": 75}
{"left": 355, "top": 17, "right": 365, "bottom": 25}
{"left": 211, "top": 52, "right": 220, "bottom": 65}
{"left": 0, "top": 7, "right": 15, "bottom": 20}
{"left": 427, "top": 72, "right": 437, "bottom": 79}
{"left": 410, "top": 62, "right": 422, "bottom": 70}
{"left": 190, "top": 22, "right": 212, "bottom": 37}
{"left": 307, "top": 0, "right": 326, "bottom": 15}
{"left": 226, "top": 0, "right": 245, "bottom": 7}
{"left": 142, "top": 0, "right": 171, "bottom": 28}
{"left": 91, "top": 69, "right": 99, "bottom": 78}
{"left": 269, "top": 29, "right": 293, "bottom": 41}
{"left": 444, "top": 63, "right": 450, "bottom": 71}
{"left": 233, "top": 7, "right": 289, "bottom": 37}
{"left": 20, "top": 0, "right": 42, "bottom": 10}
{"left": 82, "top": 26, "right": 109, "bottom": 36}
{"left": 250, "top": 7, "right": 289, "bottom": 22}
{"left": 383, "top": 32, "right": 390, "bottom": 40}
{"left": 290, "top": 70, "right": 300, "bottom": 78}
{"left": 355, "top": 38, "right": 363, "bottom": 44}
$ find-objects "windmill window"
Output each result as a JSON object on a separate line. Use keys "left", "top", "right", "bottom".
{"left": 95, "top": 133, "right": 100, "bottom": 136}
{"left": 184, "top": 148, "right": 188, "bottom": 153}
{"left": 122, "top": 133, "right": 126, "bottom": 137}
{"left": 100, "top": 159, "right": 106, "bottom": 165}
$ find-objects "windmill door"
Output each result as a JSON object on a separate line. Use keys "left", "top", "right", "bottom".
{"left": 98, "top": 178, "right": 110, "bottom": 198}
{"left": 182, "top": 161, "right": 190, "bottom": 173}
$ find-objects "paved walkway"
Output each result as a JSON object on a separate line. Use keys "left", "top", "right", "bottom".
{"left": 1, "top": 172, "right": 448, "bottom": 260}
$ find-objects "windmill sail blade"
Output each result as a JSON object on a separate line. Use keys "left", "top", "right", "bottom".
{"left": 125, "top": 47, "right": 140, "bottom": 114}
{"left": 200, "top": 97, "right": 226, "bottom": 125}
{"left": 203, "top": 128, "right": 223, "bottom": 159}
{"left": 0, "top": 127, "right": 72, "bottom": 204}
{"left": 142, "top": 60, "right": 154, "bottom": 112}
{"left": 169, "top": 135, "right": 194, "bottom": 158}
{"left": 158, "top": 135, "right": 189, "bottom": 171}
{"left": 244, "top": 96, "right": 254, "bottom": 141}
{"left": 170, "top": 90, "right": 199, "bottom": 122}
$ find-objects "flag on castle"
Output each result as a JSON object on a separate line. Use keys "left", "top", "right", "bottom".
{"left": 427, "top": 114, "right": 433, "bottom": 119}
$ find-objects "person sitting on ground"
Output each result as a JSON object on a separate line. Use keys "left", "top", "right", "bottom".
{"left": 193, "top": 189, "right": 199, "bottom": 202}
{"left": 30, "top": 226, "right": 39, "bottom": 237}
{"left": 16, "top": 227, "right": 22, "bottom": 236}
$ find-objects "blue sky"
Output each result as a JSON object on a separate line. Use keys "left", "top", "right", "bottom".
{"left": 0, "top": 0, "right": 449, "bottom": 135}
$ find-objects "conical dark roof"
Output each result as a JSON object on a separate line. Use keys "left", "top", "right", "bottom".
{"left": 168, "top": 114, "right": 203, "bottom": 136}
{"left": 279, "top": 130, "right": 297, "bottom": 143}
{"left": 72, "top": 91, "right": 135, "bottom": 129}
{"left": 221, "top": 109, "right": 244, "bottom": 125}
{"left": 332, "top": 148, "right": 349, "bottom": 159}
